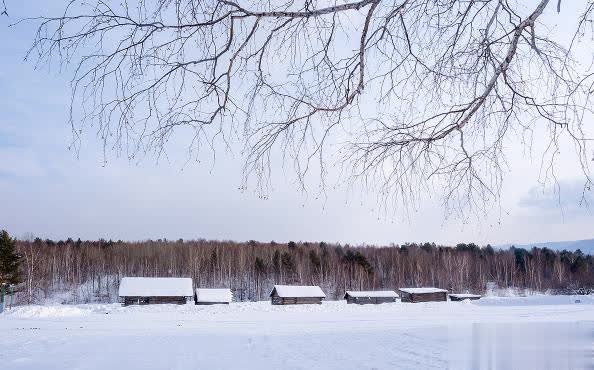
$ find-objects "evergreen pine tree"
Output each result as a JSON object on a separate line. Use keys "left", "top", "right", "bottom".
{"left": 0, "top": 230, "right": 21, "bottom": 286}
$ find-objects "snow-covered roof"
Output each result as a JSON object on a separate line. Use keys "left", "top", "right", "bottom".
{"left": 344, "top": 290, "right": 399, "bottom": 298}
{"left": 399, "top": 287, "right": 447, "bottom": 294}
{"left": 195, "top": 288, "right": 233, "bottom": 303}
{"left": 269, "top": 285, "right": 326, "bottom": 298}
{"left": 118, "top": 277, "right": 193, "bottom": 297}
{"left": 449, "top": 293, "right": 481, "bottom": 298}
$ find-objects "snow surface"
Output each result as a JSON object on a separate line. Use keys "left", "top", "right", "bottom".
{"left": 399, "top": 287, "right": 448, "bottom": 294}
{"left": 1, "top": 295, "right": 593, "bottom": 369}
{"left": 344, "top": 290, "right": 399, "bottom": 298}
{"left": 118, "top": 277, "right": 193, "bottom": 297}
{"left": 195, "top": 288, "right": 232, "bottom": 303}
{"left": 270, "top": 285, "right": 326, "bottom": 298}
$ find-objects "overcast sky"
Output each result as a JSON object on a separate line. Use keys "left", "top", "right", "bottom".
{"left": 0, "top": 1, "right": 593, "bottom": 246}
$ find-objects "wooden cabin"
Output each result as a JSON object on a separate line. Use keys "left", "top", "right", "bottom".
{"left": 343, "top": 290, "right": 398, "bottom": 304}
{"left": 449, "top": 293, "right": 481, "bottom": 301}
{"left": 269, "top": 285, "right": 326, "bottom": 305}
{"left": 195, "top": 288, "right": 233, "bottom": 305}
{"left": 118, "top": 277, "right": 194, "bottom": 306}
{"left": 398, "top": 287, "right": 447, "bottom": 303}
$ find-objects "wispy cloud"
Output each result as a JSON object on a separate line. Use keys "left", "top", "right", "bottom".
{"left": 518, "top": 179, "right": 593, "bottom": 216}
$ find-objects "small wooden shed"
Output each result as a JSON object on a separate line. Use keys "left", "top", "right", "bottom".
{"left": 343, "top": 290, "right": 399, "bottom": 304}
{"left": 195, "top": 288, "right": 233, "bottom": 305}
{"left": 269, "top": 285, "right": 326, "bottom": 305}
{"left": 449, "top": 293, "right": 481, "bottom": 301}
{"left": 399, "top": 287, "right": 447, "bottom": 303}
{"left": 118, "top": 277, "right": 194, "bottom": 306}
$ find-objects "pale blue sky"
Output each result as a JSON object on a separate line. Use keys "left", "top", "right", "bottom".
{"left": 0, "top": 1, "right": 593, "bottom": 245}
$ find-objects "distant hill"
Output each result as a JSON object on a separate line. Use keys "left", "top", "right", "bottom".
{"left": 499, "top": 238, "right": 594, "bottom": 255}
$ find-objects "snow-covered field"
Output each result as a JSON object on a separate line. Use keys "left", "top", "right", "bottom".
{"left": 1, "top": 295, "right": 593, "bottom": 369}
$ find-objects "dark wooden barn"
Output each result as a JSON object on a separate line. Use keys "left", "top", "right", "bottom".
{"left": 398, "top": 288, "right": 448, "bottom": 303}
{"left": 449, "top": 293, "right": 482, "bottom": 301}
{"left": 343, "top": 290, "right": 399, "bottom": 304}
{"left": 194, "top": 288, "right": 233, "bottom": 305}
{"left": 269, "top": 285, "right": 326, "bottom": 305}
{"left": 118, "top": 277, "right": 194, "bottom": 306}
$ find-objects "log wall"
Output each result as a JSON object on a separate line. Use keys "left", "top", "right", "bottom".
{"left": 449, "top": 295, "right": 481, "bottom": 301}
{"left": 345, "top": 296, "right": 397, "bottom": 304}
{"left": 123, "top": 296, "right": 188, "bottom": 306}
{"left": 271, "top": 294, "right": 323, "bottom": 305}
{"left": 399, "top": 291, "right": 447, "bottom": 303}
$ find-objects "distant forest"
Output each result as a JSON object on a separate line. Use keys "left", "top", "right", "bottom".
{"left": 11, "top": 238, "right": 594, "bottom": 304}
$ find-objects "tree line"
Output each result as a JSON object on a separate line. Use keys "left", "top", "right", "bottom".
{"left": 1, "top": 231, "right": 592, "bottom": 305}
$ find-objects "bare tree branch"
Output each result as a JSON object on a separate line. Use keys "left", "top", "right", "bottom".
{"left": 19, "top": 0, "right": 594, "bottom": 217}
